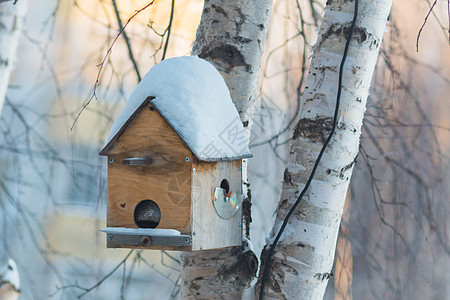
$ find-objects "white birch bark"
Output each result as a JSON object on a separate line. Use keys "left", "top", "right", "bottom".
{"left": 0, "top": 3, "right": 26, "bottom": 299}
{"left": 191, "top": 0, "right": 272, "bottom": 128}
{"left": 258, "top": 0, "right": 393, "bottom": 298}
{"left": 181, "top": 0, "right": 273, "bottom": 299}
{"left": 0, "top": 0, "right": 28, "bottom": 114}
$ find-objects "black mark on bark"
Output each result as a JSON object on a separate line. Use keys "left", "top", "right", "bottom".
{"left": 258, "top": 246, "right": 288, "bottom": 299}
{"left": 211, "top": 4, "right": 228, "bottom": 17}
{"left": 283, "top": 168, "right": 294, "bottom": 185}
{"left": 327, "top": 155, "right": 358, "bottom": 179}
{"left": 327, "top": 0, "right": 353, "bottom": 5}
{"left": 235, "top": 36, "right": 252, "bottom": 44}
{"left": 293, "top": 117, "right": 333, "bottom": 143}
{"left": 279, "top": 199, "right": 289, "bottom": 209}
{"left": 340, "top": 157, "right": 356, "bottom": 175}
{"left": 0, "top": 57, "right": 9, "bottom": 66}
{"left": 199, "top": 44, "right": 252, "bottom": 73}
{"left": 190, "top": 277, "right": 203, "bottom": 291}
{"left": 243, "top": 183, "right": 252, "bottom": 238}
{"left": 318, "top": 23, "right": 370, "bottom": 50}
{"left": 235, "top": 6, "right": 246, "bottom": 35}
{"left": 296, "top": 242, "right": 306, "bottom": 248}
{"left": 314, "top": 271, "right": 333, "bottom": 281}
{"left": 217, "top": 247, "right": 258, "bottom": 285}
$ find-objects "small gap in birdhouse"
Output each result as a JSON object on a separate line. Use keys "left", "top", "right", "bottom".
{"left": 220, "top": 179, "right": 230, "bottom": 194}
{"left": 134, "top": 200, "right": 161, "bottom": 228}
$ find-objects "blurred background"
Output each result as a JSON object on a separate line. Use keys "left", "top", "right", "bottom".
{"left": 0, "top": 0, "right": 448, "bottom": 299}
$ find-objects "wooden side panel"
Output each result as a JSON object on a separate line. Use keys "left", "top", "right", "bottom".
{"left": 191, "top": 160, "right": 242, "bottom": 250}
{"left": 107, "top": 104, "right": 192, "bottom": 234}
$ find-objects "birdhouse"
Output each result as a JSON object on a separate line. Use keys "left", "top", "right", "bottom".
{"left": 99, "top": 56, "right": 252, "bottom": 251}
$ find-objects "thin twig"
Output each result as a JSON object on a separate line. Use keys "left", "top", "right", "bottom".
{"left": 161, "top": 0, "right": 175, "bottom": 60}
{"left": 416, "top": 0, "right": 437, "bottom": 52}
{"left": 448, "top": 0, "right": 450, "bottom": 42}
{"left": 77, "top": 250, "right": 134, "bottom": 298}
{"left": 111, "top": 0, "right": 142, "bottom": 82}
{"left": 71, "top": 1, "right": 154, "bottom": 130}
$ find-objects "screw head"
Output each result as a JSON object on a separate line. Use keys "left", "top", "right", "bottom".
{"left": 109, "top": 158, "right": 114, "bottom": 163}
{"left": 107, "top": 234, "right": 113, "bottom": 240}
{"left": 140, "top": 236, "right": 152, "bottom": 247}
{"left": 185, "top": 156, "right": 190, "bottom": 162}
{"left": 193, "top": 168, "right": 196, "bottom": 174}
{"left": 239, "top": 166, "right": 242, "bottom": 171}
{"left": 239, "top": 222, "right": 242, "bottom": 228}
{"left": 185, "top": 237, "right": 190, "bottom": 244}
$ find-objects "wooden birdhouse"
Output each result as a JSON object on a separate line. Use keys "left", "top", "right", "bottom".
{"left": 99, "top": 56, "right": 252, "bottom": 251}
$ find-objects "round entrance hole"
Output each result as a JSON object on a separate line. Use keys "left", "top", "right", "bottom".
{"left": 220, "top": 179, "right": 230, "bottom": 194}
{"left": 134, "top": 200, "right": 161, "bottom": 228}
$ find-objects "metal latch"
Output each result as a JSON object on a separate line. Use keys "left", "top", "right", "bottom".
{"left": 122, "top": 157, "right": 153, "bottom": 165}
{"left": 101, "top": 228, "right": 191, "bottom": 247}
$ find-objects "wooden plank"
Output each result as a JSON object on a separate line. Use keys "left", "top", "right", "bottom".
{"left": 191, "top": 159, "right": 242, "bottom": 250}
{"left": 106, "top": 102, "right": 190, "bottom": 158}
{"left": 107, "top": 104, "right": 193, "bottom": 234}
{"left": 100, "top": 97, "right": 154, "bottom": 156}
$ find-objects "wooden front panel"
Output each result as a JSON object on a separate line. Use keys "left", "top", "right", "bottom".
{"left": 191, "top": 160, "right": 242, "bottom": 250}
{"left": 107, "top": 104, "right": 192, "bottom": 234}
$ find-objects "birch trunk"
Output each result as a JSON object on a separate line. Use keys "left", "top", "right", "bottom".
{"left": 258, "top": 0, "right": 392, "bottom": 298}
{"left": 0, "top": 0, "right": 28, "bottom": 113}
{"left": 181, "top": 0, "right": 272, "bottom": 298}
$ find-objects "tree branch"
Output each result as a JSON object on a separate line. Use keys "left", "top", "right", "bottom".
{"left": 71, "top": 1, "right": 154, "bottom": 130}
{"left": 111, "top": 0, "right": 142, "bottom": 82}
{"left": 161, "top": 0, "right": 175, "bottom": 61}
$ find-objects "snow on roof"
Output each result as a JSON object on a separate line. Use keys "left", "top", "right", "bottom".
{"left": 103, "top": 56, "right": 252, "bottom": 161}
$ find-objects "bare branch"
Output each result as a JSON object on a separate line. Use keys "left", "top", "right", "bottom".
{"left": 416, "top": 0, "right": 437, "bottom": 52}
{"left": 161, "top": 0, "right": 175, "bottom": 61}
{"left": 71, "top": 1, "right": 155, "bottom": 130}
{"left": 111, "top": 0, "right": 142, "bottom": 82}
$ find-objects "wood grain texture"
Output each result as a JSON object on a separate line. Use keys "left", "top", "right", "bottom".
{"left": 191, "top": 159, "right": 242, "bottom": 250}
{"left": 107, "top": 103, "right": 193, "bottom": 234}
{"left": 100, "top": 97, "right": 154, "bottom": 156}
{"left": 105, "top": 101, "right": 243, "bottom": 250}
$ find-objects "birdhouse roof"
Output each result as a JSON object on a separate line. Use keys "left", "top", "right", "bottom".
{"left": 100, "top": 56, "right": 252, "bottom": 161}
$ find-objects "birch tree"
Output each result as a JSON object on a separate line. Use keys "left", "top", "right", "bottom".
{"left": 182, "top": 0, "right": 396, "bottom": 298}
{"left": 0, "top": 2, "right": 28, "bottom": 298}
{"left": 257, "top": 0, "right": 393, "bottom": 298}
{"left": 0, "top": 0, "right": 28, "bottom": 114}
{"left": 2, "top": 0, "right": 446, "bottom": 298}
{"left": 181, "top": 0, "right": 272, "bottom": 298}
